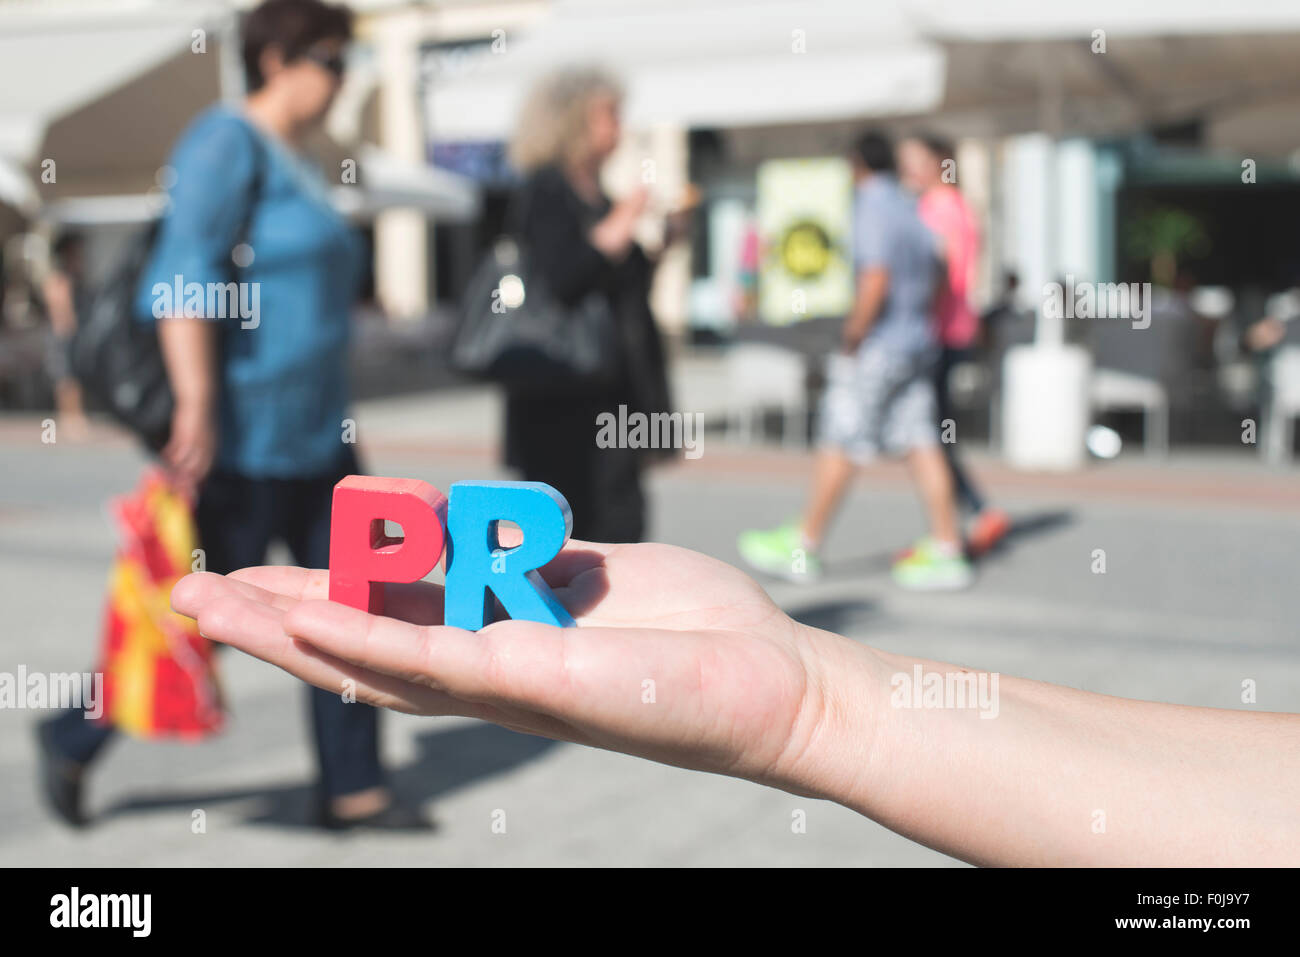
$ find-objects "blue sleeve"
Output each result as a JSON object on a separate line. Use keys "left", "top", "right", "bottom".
{"left": 853, "top": 188, "right": 890, "bottom": 272}
{"left": 135, "top": 111, "right": 258, "bottom": 323}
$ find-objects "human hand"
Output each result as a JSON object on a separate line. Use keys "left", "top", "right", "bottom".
{"left": 662, "top": 184, "right": 700, "bottom": 246}
{"left": 589, "top": 187, "right": 651, "bottom": 260}
{"left": 170, "top": 541, "right": 884, "bottom": 799}
{"left": 162, "top": 400, "right": 216, "bottom": 496}
{"left": 1246, "top": 316, "right": 1286, "bottom": 352}
{"left": 169, "top": 539, "right": 1300, "bottom": 866}
{"left": 840, "top": 327, "right": 865, "bottom": 355}
{"left": 618, "top": 185, "right": 650, "bottom": 219}
{"left": 662, "top": 208, "right": 692, "bottom": 247}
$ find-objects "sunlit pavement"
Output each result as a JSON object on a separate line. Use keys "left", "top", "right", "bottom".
{"left": 1, "top": 392, "right": 1297, "bottom": 866}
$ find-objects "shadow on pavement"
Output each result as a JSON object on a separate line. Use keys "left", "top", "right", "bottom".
{"left": 827, "top": 508, "right": 1077, "bottom": 575}
{"left": 786, "top": 599, "right": 879, "bottom": 634}
{"left": 982, "top": 509, "right": 1075, "bottom": 559}
{"left": 100, "top": 722, "right": 560, "bottom": 831}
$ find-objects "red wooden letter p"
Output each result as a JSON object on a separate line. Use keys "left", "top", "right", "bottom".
{"left": 328, "top": 476, "right": 448, "bottom": 614}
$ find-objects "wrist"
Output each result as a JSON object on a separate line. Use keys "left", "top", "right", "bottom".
{"left": 173, "top": 394, "right": 214, "bottom": 418}
{"left": 762, "top": 624, "right": 895, "bottom": 807}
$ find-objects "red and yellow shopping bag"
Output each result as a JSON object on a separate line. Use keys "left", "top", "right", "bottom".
{"left": 96, "top": 469, "right": 223, "bottom": 738}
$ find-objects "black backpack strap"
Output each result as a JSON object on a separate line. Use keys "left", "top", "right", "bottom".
{"left": 232, "top": 115, "right": 270, "bottom": 270}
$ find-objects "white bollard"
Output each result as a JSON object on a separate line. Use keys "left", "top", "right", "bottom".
{"left": 1001, "top": 343, "right": 1092, "bottom": 471}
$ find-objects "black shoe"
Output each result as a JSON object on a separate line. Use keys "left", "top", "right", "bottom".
{"left": 35, "top": 720, "right": 89, "bottom": 828}
{"left": 316, "top": 793, "right": 434, "bottom": 833}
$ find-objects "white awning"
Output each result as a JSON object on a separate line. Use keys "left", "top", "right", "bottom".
{"left": 36, "top": 151, "right": 480, "bottom": 227}
{"left": 0, "top": 0, "right": 479, "bottom": 227}
{"left": 428, "top": 0, "right": 1300, "bottom": 148}
{"left": 906, "top": 0, "right": 1300, "bottom": 41}
{"left": 0, "top": 1, "right": 232, "bottom": 165}
{"left": 36, "top": 192, "right": 167, "bottom": 226}
{"left": 333, "top": 145, "right": 480, "bottom": 222}
{"left": 425, "top": 0, "right": 947, "bottom": 141}
{"left": 0, "top": 156, "right": 40, "bottom": 214}
{"left": 909, "top": 0, "right": 1300, "bottom": 146}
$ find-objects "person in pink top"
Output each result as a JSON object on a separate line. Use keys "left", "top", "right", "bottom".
{"left": 898, "top": 133, "right": 1009, "bottom": 557}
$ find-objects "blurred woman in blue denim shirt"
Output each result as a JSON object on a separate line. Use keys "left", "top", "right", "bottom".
{"left": 38, "top": 0, "right": 426, "bottom": 832}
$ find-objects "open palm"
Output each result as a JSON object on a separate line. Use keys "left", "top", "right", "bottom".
{"left": 171, "top": 541, "right": 858, "bottom": 794}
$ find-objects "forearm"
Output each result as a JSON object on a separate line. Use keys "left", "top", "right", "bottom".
{"left": 588, "top": 205, "right": 639, "bottom": 261}
{"left": 785, "top": 628, "right": 1300, "bottom": 866}
{"left": 841, "top": 301, "right": 876, "bottom": 345}
{"left": 44, "top": 277, "right": 77, "bottom": 337}
{"left": 842, "top": 269, "right": 887, "bottom": 346}
{"left": 157, "top": 316, "right": 217, "bottom": 411}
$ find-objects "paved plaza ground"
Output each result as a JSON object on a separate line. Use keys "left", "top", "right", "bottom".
{"left": 1, "top": 384, "right": 1297, "bottom": 866}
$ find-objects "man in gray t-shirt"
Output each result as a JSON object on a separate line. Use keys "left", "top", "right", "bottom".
{"left": 820, "top": 152, "right": 941, "bottom": 462}
{"left": 738, "top": 131, "right": 972, "bottom": 591}
{"left": 850, "top": 166, "right": 939, "bottom": 356}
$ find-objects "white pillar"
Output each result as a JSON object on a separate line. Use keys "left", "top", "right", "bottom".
{"left": 603, "top": 122, "right": 690, "bottom": 335}
{"left": 372, "top": 11, "right": 428, "bottom": 319}
{"left": 1056, "top": 139, "right": 1099, "bottom": 284}
{"left": 954, "top": 137, "right": 993, "bottom": 308}
{"left": 646, "top": 124, "right": 690, "bottom": 336}
{"left": 998, "top": 133, "right": 1094, "bottom": 471}
{"left": 1002, "top": 133, "right": 1057, "bottom": 343}
{"left": 217, "top": 12, "right": 246, "bottom": 101}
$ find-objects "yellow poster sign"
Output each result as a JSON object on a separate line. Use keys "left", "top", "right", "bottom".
{"left": 757, "top": 157, "right": 853, "bottom": 325}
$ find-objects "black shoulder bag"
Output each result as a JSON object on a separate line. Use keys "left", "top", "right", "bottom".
{"left": 450, "top": 237, "right": 622, "bottom": 394}
{"left": 69, "top": 124, "right": 267, "bottom": 452}
{"left": 450, "top": 175, "right": 620, "bottom": 394}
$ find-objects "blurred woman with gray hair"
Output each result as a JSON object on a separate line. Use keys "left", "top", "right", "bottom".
{"left": 502, "top": 66, "right": 675, "bottom": 543}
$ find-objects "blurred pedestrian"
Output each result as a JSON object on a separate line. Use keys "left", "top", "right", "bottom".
{"left": 41, "top": 231, "right": 90, "bottom": 439}
{"left": 502, "top": 66, "right": 673, "bottom": 543}
{"left": 736, "top": 215, "right": 761, "bottom": 322}
{"left": 1244, "top": 286, "right": 1300, "bottom": 353}
{"left": 36, "top": 0, "right": 426, "bottom": 831}
{"left": 898, "top": 133, "right": 1009, "bottom": 556}
{"left": 738, "top": 131, "right": 972, "bottom": 590}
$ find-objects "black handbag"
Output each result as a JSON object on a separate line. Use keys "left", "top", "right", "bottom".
{"left": 450, "top": 236, "right": 620, "bottom": 394}
{"left": 67, "top": 221, "right": 173, "bottom": 452}
{"left": 69, "top": 123, "right": 266, "bottom": 453}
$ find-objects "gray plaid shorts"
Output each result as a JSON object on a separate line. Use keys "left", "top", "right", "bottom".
{"left": 817, "top": 344, "right": 939, "bottom": 463}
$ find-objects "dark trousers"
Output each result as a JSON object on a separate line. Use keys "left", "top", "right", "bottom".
{"left": 935, "top": 346, "right": 986, "bottom": 516}
{"left": 505, "top": 393, "right": 647, "bottom": 544}
{"left": 520, "top": 445, "right": 645, "bottom": 544}
{"left": 45, "top": 449, "right": 383, "bottom": 799}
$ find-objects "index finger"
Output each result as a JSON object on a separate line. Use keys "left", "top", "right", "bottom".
{"left": 229, "top": 565, "right": 328, "bottom": 600}
{"left": 228, "top": 566, "right": 445, "bottom": 626}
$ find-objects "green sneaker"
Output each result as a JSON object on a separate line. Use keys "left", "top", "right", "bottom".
{"left": 891, "top": 538, "right": 974, "bottom": 591}
{"left": 737, "top": 522, "right": 822, "bottom": 583}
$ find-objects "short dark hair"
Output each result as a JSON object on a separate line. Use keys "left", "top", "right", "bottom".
{"left": 51, "top": 231, "right": 85, "bottom": 268}
{"left": 851, "top": 130, "right": 895, "bottom": 173}
{"left": 241, "top": 0, "right": 354, "bottom": 92}
{"left": 906, "top": 130, "right": 956, "bottom": 162}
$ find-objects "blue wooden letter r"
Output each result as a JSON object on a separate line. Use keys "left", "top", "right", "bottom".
{"left": 443, "top": 481, "right": 576, "bottom": 630}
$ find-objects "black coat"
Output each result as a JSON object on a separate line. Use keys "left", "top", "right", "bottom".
{"left": 500, "top": 165, "right": 673, "bottom": 541}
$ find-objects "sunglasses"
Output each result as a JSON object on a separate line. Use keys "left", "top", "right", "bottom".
{"left": 302, "top": 46, "right": 346, "bottom": 78}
